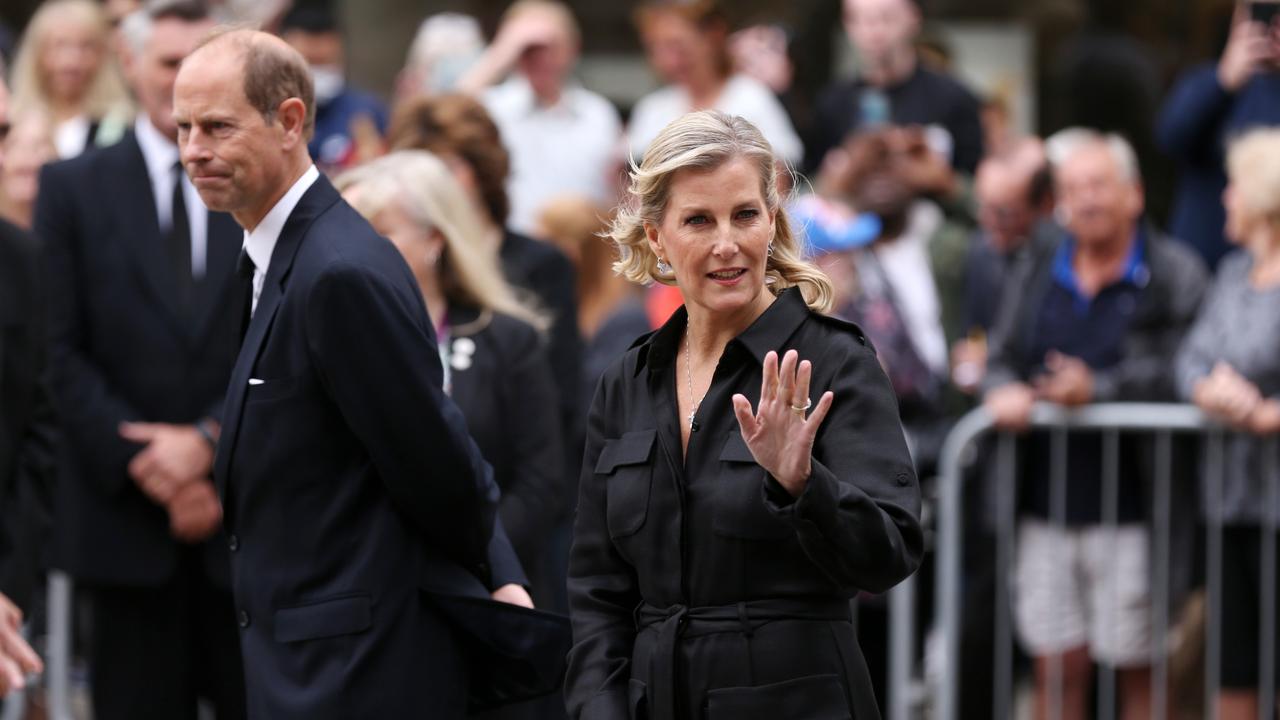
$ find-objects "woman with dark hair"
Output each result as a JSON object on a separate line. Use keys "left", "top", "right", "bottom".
{"left": 565, "top": 110, "right": 921, "bottom": 720}
{"left": 387, "top": 92, "right": 583, "bottom": 609}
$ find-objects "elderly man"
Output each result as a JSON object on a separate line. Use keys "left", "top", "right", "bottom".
{"left": 174, "top": 29, "right": 560, "bottom": 718}
{"left": 35, "top": 2, "right": 247, "bottom": 717}
{"left": 807, "top": 0, "right": 984, "bottom": 176}
{"left": 982, "top": 130, "right": 1207, "bottom": 720}
{"left": 458, "top": 0, "right": 621, "bottom": 236}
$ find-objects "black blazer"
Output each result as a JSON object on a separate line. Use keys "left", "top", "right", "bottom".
{"left": 0, "top": 221, "right": 56, "bottom": 611}
{"left": 214, "top": 175, "right": 551, "bottom": 718}
{"left": 35, "top": 133, "right": 243, "bottom": 587}
{"left": 446, "top": 305, "right": 563, "bottom": 574}
{"left": 565, "top": 288, "right": 923, "bottom": 720}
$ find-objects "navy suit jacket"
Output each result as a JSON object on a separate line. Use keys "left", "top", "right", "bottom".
{"left": 36, "top": 133, "right": 242, "bottom": 587}
{"left": 214, "top": 174, "right": 535, "bottom": 718}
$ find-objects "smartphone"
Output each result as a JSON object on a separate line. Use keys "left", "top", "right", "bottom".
{"left": 1250, "top": 0, "right": 1280, "bottom": 26}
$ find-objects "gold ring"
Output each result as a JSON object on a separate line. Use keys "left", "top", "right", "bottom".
{"left": 790, "top": 398, "right": 812, "bottom": 414}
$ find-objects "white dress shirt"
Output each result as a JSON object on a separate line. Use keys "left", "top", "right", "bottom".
{"left": 625, "top": 74, "right": 803, "bottom": 166}
{"left": 242, "top": 165, "right": 320, "bottom": 316}
{"left": 135, "top": 115, "right": 210, "bottom": 277}
{"left": 483, "top": 77, "right": 622, "bottom": 235}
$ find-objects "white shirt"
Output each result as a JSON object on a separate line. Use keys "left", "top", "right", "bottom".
{"left": 874, "top": 201, "right": 949, "bottom": 376}
{"left": 135, "top": 115, "right": 210, "bottom": 278}
{"left": 54, "top": 115, "right": 91, "bottom": 159}
{"left": 625, "top": 74, "right": 803, "bottom": 166}
{"left": 242, "top": 164, "right": 320, "bottom": 316}
{"left": 483, "top": 77, "right": 622, "bottom": 235}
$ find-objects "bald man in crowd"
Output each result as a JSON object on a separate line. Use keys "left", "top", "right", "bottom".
{"left": 173, "top": 29, "right": 561, "bottom": 718}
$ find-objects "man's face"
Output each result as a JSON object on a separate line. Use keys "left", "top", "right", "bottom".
{"left": 975, "top": 164, "right": 1035, "bottom": 253}
{"left": 1056, "top": 144, "right": 1143, "bottom": 249}
{"left": 127, "top": 17, "right": 215, "bottom": 139}
{"left": 843, "top": 0, "right": 919, "bottom": 66}
{"left": 173, "top": 46, "right": 286, "bottom": 219}
{"left": 514, "top": 12, "right": 576, "bottom": 97}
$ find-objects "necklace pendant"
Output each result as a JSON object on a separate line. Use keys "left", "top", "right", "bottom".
{"left": 688, "top": 410, "right": 697, "bottom": 428}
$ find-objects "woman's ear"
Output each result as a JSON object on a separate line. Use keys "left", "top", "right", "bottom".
{"left": 644, "top": 222, "right": 663, "bottom": 261}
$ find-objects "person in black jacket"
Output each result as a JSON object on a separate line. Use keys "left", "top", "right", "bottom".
{"left": 981, "top": 129, "right": 1207, "bottom": 720}
{"left": 35, "top": 4, "right": 246, "bottom": 717}
{"left": 0, "top": 213, "right": 51, "bottom": 696}
{"left": 336, "top": 149, "right": 562, "bottom": 600}
{"left": 175, "top": 30, "right": 563, "bottom": 718}
{"left": 565, "top": 110, "right": 922, "bottom": 720}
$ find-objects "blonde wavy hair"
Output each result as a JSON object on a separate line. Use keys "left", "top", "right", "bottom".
{"left": 608, "top": 110, "right": 833, "bottom": 313}
{"left": 10, "top": 0, "right": 132, "bottom": 125}
{"left": 1227, "top": 128, "right": 1280, "bottom": 231}
{"left": 335, "top": 150, "right": 549, "bottom": 332}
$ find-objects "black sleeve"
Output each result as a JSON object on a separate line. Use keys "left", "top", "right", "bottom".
{"left": 761, "top": 339, "right": 924, "bottom": 593}
{"left": 564, "top": 376, "right": 640, "bottom": 720}
{"left": 497, "top": 327, "right": 565, "bottom": 563}
{"left": 306, "top": 261, "right": 498, "bottom": 569}
{"left": 36, "top": 163, "right": 143, "bottom": 495}
{"left": 946, "top": 84, "right": 985, "bottom": 175}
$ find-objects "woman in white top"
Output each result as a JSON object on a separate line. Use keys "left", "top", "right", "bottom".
{"left": 627, "top": 0, "right": 802, "bottom": 166}
{"left": 9, "top": 0, "right": 132, "bottom": 159}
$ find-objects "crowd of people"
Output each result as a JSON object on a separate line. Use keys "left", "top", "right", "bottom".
{"left": 0, "top": 0, "right": 1276, "bottom": 718}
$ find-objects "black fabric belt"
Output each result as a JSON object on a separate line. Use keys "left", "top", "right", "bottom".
{"left": 635, "top": 597, "right": 852, "bottom": 719}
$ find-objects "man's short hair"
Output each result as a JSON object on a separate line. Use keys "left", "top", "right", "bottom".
{"left": 193, "top": 30, "right": 316, "bottom": 140}
{"left": 278, "top": 5, "right": 339, "bottom": 36}
{"left": 120, "top": 0, "right": 212, "bottom": 57}
{"left": 1046, "top": 127, "right": 1141, "bottom": 184}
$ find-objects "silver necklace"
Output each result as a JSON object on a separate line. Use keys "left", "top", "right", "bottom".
{"left": 684, "top": 320, "right": 707, "bottom": 430}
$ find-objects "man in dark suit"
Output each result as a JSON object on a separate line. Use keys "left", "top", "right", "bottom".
{"left": 35, "top": 3, "right": 246, "bottom": 718}
{"left": 0, "top": 72, "right": 51, "bottom": 697}
{"left": 174, "top": 29, "right": 555, "bottom": 718}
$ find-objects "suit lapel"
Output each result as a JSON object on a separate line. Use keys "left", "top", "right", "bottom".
{"left": 112, "top": 135, "right": 187, "bottom": 336}
{"left": 213, "top": 176, "right": 342, "bottom": 496}
{"left": 186, "top": 211, "right": 241, "bottom": 345}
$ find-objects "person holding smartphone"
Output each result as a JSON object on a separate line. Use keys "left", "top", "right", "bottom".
{"left": 1157, "top": 1, "right": 1280, "bottom": 270}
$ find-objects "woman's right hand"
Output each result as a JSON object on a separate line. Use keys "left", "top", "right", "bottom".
{"left": 1194, "top": 361, "right": 1263, "bottom": 428}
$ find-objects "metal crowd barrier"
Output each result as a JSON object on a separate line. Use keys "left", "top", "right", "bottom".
{"left": 887, "top": 402, "right": 1279, "bottom": 720}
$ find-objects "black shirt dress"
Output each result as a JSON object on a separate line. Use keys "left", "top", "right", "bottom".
{"left": 565, "top": 288, "right": 923, "bottom": 720}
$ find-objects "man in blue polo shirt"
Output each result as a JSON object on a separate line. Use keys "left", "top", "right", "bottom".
{"left": 981, "top": 129, "right": 1207, "bottom": 720}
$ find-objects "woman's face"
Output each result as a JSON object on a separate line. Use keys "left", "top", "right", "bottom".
{"left": 347, "top": 190, "right": 446, "bottom": 294}
{"left": 1222, "top": 180, "right": 1258, "bottom": 248}
{"left": 640, "top": 11, "right": 720, "bottom": 89}
{"left": 1, "top": 116, "right": 54, "bottom": 207}
{"left": 40, "top": 19, "right": 104, "bottom": 105}
{"left": 646, "top": 156, "right": 776, "bottom": 320}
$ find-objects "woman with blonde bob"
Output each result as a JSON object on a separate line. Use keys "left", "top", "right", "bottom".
{"left": 9, "top": 0, "right": 132, "bottom": 158}
{"left": 335, "top": 150, "right": 563, "bottom": 602}
{"left": 1176, "top": 127, "right": 1280, "bottom": 720}
{"left": 565, "top": 110, "right": 922, "bottom": 720}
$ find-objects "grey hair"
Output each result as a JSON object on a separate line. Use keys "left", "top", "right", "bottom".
{"left": 1045, "top": 126, "right": 1141, "bottom": 183}
{"left": 120, "top": 0, "right": 213, "bottom": 57}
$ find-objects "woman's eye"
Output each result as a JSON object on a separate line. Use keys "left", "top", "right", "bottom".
{"left": 736, "top": 209, "right": 760, "bottom": 220}
{"left": 685, "top": 215, "right": 708, "bottom": 226}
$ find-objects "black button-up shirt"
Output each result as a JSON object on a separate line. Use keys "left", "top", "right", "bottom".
{"left": 565, "top": 287, "right": 923, "bottom": 717}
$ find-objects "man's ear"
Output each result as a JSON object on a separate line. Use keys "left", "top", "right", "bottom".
{"left": 276, "top": 97, "right": 308, "bottom": 149}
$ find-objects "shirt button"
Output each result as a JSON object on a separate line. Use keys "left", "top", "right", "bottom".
{"left": 237, "top": 610, "right": 251, "bottom": 629}
{"left": 227, "top": 534, "right": 239, "bottom": 552}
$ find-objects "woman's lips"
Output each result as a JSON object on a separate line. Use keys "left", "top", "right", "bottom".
{"left": 706, "top": 268, "right": 748, "bottom": 285}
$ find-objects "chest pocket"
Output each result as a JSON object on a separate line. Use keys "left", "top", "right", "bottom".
{"left": 596, "top": 429, "right": 656, "bottom": 538}
{"left": 713, "top": 433, "right": 793, "bottom": 540}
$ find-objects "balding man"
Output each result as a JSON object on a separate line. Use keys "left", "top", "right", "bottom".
{"left": 174, "top": 29, "right": 559, "bottom": 718}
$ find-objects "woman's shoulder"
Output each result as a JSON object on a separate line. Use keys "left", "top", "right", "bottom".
{"left": 797, "top": 308, "right": 879, "bottom": 363}
{"left": 452, "top": 308, "right": 543, "bottom": 357}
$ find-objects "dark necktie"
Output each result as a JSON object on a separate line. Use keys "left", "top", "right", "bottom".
{"left": 237, "top": 248, "right": 255, "bottom": 343}
{"left": 168, "top": 162, "right": 193, "bottom": 313}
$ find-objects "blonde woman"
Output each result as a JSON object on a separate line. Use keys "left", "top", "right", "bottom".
{"left": 10, "top": 0, "right": 132, "bottom": 158}
{"left": 335, "top": 150, "right": 563, "bottom": 594}
{"left": 1176, "top": 127, "right": 1280, "bottom": 720}
{"left": 565, "top": 110, "right": 922, "bottom": 720}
